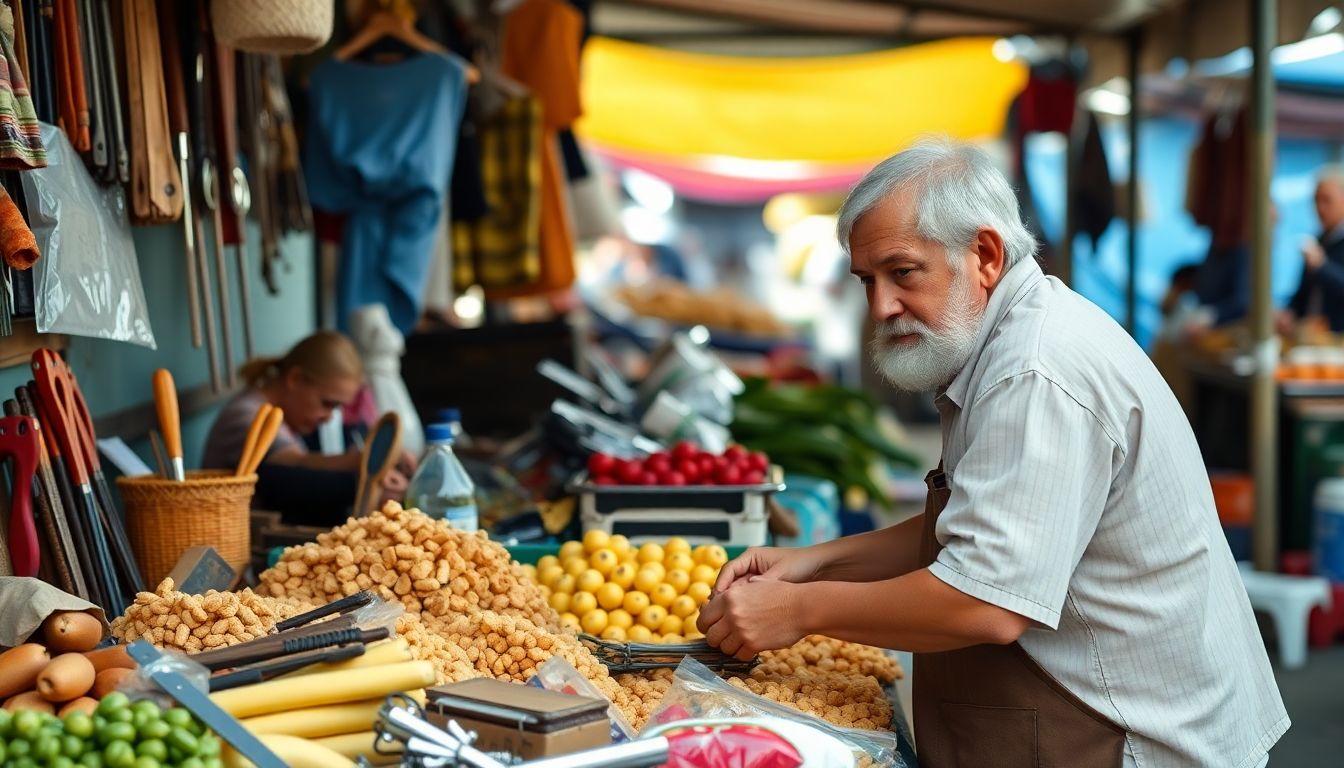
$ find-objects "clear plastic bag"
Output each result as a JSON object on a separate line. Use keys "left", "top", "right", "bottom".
{"left": 119, "top": 646, "right": 210, "bottom": 709}
{"left": 349, "top": 595, "right": 405, "bottom": 634}
{"left": 528, "top": 655, "right": 636, "bottom": 742}
{"left": 643, "top": 658, "right": 905, "bottom": 768}
{"left": 20, "top": 123, "right": 156, "bottom": 348}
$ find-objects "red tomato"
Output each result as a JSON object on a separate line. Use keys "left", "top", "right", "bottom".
{"left": 716, "top": 465, "right": 743, "bottom": 485}
{"left": 617, "top": 461, "right": 644, "bottom": 485}
{"left": 588, "top": 453, "right": 617, "bottom": 477}
{"left": 676, "top": 458, "right": 702, "bottom": 484}
{"left": 723, "top": 445, "right": 748, "bottom": 463}
{"left": 594, "top": 475, "right": 618, "bottom": 486}
{"left": 645, "top": 453, "right": 673, "bottom": 475}
{"left": 743, "top": 470, "right": 766, "bottom": 485}
{"left": 639, "top": 471, "right": 660, "bottom": 486}
{"left": 697, "top": 455, "right": 717, "bottom": 476}
{"left": 671, "top": 441, "right": 699, "bottom": 461}
{"left": 663, "top": 471, "right": 687, "bottom": 486}
{"left": 747, "top": 451, "right": 770, "bottom": 472}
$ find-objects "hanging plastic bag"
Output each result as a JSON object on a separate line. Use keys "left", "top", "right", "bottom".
{"left": 20, "top": 123, "right": 156, "bottom": 348}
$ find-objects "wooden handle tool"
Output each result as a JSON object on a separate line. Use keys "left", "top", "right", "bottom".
{"left": 152, "top": 369, "right": 184, "bottom": 480}
{"left": 237, "top": 404, "right": 282, "bottom": 477}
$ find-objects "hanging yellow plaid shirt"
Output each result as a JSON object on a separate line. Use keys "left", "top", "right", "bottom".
{"left": 452, "top": 93, "right": 543, "bottom": 292}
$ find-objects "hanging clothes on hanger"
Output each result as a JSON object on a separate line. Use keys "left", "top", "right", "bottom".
{"left": 304, "top": 1, "right": 470, "bottom": 334}
{"left": 1186, "top": 107, "right": 1248, "bottom": 251}
{"left": 482, "top": 0, "right": 581, "bottom": 300}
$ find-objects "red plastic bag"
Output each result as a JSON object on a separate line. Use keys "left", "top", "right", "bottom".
{"left": 660, "top": 721, "right": 804, "bottom": 768}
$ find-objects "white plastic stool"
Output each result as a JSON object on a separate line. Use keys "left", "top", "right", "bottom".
{"left": 1238, "top": 561, "right": 1332, "bottom": 670}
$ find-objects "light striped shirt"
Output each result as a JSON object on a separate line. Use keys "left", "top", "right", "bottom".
{"left": 930, "top": 258, "right": 1289, "bottom": 768}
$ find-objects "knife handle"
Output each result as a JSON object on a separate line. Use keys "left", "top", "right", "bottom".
{"left": 152, "top": 369, "right": 183, "bottom": 480}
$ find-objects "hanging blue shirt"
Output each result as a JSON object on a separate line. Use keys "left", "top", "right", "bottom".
{"left": 304, "top": 53, "right": 468, "bottom": 334}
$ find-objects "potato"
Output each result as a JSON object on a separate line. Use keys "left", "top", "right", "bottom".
{"left": 4, "top": 690, "right": 56, "bottom": 714}
{"left": 41, "top": 611, "right": 104, "bottom": 653}
{"left": 0, "top": 644, "right": 50, "bottom": 698}
{"left": 36, "top": 653, "right": 96, "bottom": 702}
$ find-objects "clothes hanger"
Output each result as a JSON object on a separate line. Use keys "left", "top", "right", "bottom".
{"left": 334, "top": 0, "right": 480, "bottom": 83}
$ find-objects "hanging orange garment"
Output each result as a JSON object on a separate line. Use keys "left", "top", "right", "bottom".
{"left": 491, "top": 0, "right": 582, "bottom": 299}
{"left": 0, "top": 186, "right": 39, "bottom": 269}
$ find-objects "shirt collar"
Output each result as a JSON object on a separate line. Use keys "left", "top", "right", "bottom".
{"left": 940, "top": 257, "right": 1045, "bottom": 408}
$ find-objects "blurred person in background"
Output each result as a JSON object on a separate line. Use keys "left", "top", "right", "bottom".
{"left": 1279, "top": 165, "right": 1344, "bottom": 333}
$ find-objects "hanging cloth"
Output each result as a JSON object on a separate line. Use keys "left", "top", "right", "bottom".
{"left": 0, "top": 4, "right": 45, "bottom": 169}
{"left": 1186, "top": 109, "right": 1248, "bottom": 251}
{"left": 303, "top": 52, "right": 468, "bottom": 333}
{"left": 0, "top": 184, "right": 38, "bottom": 269}
{"left": 486, "top": 0, "right": 582, "bottom": 299}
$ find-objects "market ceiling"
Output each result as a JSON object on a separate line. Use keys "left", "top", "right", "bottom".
{"left": 594, "top": 0, "right": 1179, "bottom": 47}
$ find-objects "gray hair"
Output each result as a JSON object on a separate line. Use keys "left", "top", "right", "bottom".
{"left": 836, "top": 137, "right": 1038, "bottom": 270}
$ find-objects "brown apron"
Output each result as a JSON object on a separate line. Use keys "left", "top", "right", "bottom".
{"left": 913, "top": 467, "right": 1127, "bottom": 768}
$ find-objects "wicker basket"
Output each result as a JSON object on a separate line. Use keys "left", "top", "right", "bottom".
{"left": 211, "top": 0, "right": 333, "bottom": 54}
{"left": 117, "top": 470, "right": 257, "bottom": 587}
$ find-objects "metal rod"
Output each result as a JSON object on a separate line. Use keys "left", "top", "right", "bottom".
{"left": 1249, "top": 0, "right": 1278, "bottom": 571}
{"left": 1124, "top": 26, "right": 1141, "bottom": 335}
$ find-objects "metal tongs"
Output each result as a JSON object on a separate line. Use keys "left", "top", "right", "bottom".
{"left": 368, "top": 694, "right": 670, "bottom": 768}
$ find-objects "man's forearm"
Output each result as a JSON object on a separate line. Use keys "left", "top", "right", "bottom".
{"left": 809, "top": 513, "right": 925, "bottom": 582}
{"left": 794, "top": 568, "right": 1029, "bottom": 653}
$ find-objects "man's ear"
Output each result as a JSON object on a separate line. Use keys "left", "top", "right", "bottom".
{"left": 972, "top": 227, "right": 1006, "bottom": 290}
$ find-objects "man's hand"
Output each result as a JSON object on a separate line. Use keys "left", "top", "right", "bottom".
{"left": 712, "top": 546, "right": 823, "bottom": 595}
{"left": 697, "top": 579, "right": 809, "bottom": 660}
{"left": 378, "top": 468, "right": 409, "bottom": 505}
{"left": 1303, "top": 237, "right": 1327, "bottom": 272}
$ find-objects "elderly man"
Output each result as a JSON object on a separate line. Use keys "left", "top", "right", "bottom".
{"left": 1282, "top": 164, "right": 1344, "bottom": 332}
{"left": 698, "top": 139, "right": 1287, "bottom": 768}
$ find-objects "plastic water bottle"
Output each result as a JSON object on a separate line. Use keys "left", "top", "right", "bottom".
{"left": 405, "top": 424, "right": 479, "bottom": 531}
{"left": 437, "top": 407, "right": 470, "bottom": 448}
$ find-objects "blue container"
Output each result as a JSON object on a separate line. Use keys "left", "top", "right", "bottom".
{"left": 1314, "top": 478, "right": 1344, "bottom": 582}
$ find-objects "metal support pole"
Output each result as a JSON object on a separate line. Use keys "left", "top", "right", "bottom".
{"left": 1250, "top": 0, "right": 1278, "bottom": 571}
{"left": 1125, "top": 28, "right": 1141, "bottom": 335}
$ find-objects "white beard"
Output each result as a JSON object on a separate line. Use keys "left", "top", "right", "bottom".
{"left": 869, "top": 267, "right": 984, "bottom": 392}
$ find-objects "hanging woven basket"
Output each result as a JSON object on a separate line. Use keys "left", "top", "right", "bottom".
{"left": 212, "top": 0, "right": 334, "bottom": 54}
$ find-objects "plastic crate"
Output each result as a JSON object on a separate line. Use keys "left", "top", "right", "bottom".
{"left": 569, "top": 474, "right": 782, "bottom": 548}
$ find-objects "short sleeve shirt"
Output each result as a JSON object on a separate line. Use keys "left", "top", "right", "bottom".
{"left": 931, "top": 258, "right": 1288, "bottom": 767}
{"left": 201, "top": 389, "right": 302, "bottom": 471}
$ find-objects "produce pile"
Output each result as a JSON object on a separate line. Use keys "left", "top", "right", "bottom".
{"left": 732, "top": 378, "right": 921, "bottom": 508}
{"left": 110, "top": 580, "right": 311, "bottom": 653}
{"left": 258, "top": 501, "right": 555, "bottom": 629}
{"left": 1, "top": 611, "right": 140, "bottom": 719}
{"left": 585, "top": 443, "right": 771, "bottom": 487}
{"left": 526, "top": 530, "right": 726, "bottom": 644}
{"left": 612, "top": 636, "right": 902, "bottom": 733}
{"left": 0, "top": 693, "right": 221, "bottom": 768}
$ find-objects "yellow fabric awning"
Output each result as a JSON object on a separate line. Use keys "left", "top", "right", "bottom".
{"left": 576, "top": 37, "right": 1028, "bottom": 165}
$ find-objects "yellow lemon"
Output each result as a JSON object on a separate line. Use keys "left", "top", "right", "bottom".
{"left": 581, "top": 609, "right": 609, "bottom": 635}
{"left": 558, "top": 541, "right": 585, "bottom": 561}
{"left": 659, "top": 614, "right": 683, "bottom": 636}
{"left": 609, "top": 563, "right": 637, "bottom": 590}
{"left": 537, "top": 554, "right": 560, "bottom": 571}
{"left": 539, "top": 584, "right": 551, "bottom": 599}
{"left": 684, "top": 629, "right": 703, "bottom": 640}
{"left": 661, "top": 633, "right": 684, "bottom": 644}
{"left": 600, "top": 625, "right": 627, "bottom": 642}
{"left": 608, "top": 609, "right": 634, "bottom": 630}
{"left": 582, "top": 529, "right": 610, "bottom": 554}
{"left": 701, "top": 545, "right": 729, "bottom": 569}
{"left": 650, "top": 583, "right": 677, "bottom": 608}
{"left": 577, "top": 568, "right": 606, "bottom": 594}
{"left": 570, "top": 591, "right": 597, "bottom": 616}
{"left": 548, "top": 591, "right": 571, "bottom": 613}
{"left": 634, "top": 568, "right": 663, "bottom": 594}
{"left": 608, "top": 534, "right": 632, "bottom": 557}
{"left": 638, "top": 605, "right": 668, "bottom": 630}
{"left": 538, "top": 564, "right": 565, "bottom": 588}
{"left": 665, "top": 569, "right": 691, "bottom": 595}
{"left": 597, "top": 582, "right": 626, "bottom": 611}
{"left": 664, "top": 536, "right": 692, "bottom": 557}
{"left": 670, "top": 594, "right": 697, "bottom": 619}
{"left": 691, "top": 564, "right": 718, "bottom": 586}
{"left": 552, "top": 574, "right": 577, "bottom": 595}
{"left": 622, "top": 590, "right": 651, "bottom": 616}
{"left": 628, "top": 625, "right": 654, "bottom": 643}
{"left": 589, "top": 548, "right": 619, "bottom": 576}
{"left": 665, "top": 553, "right": 695, "bottom": 574}
{"left": 637, "top": 542, "right": 665, "bottom": 565}
{"left": 559, "top": 612, "right": 582, "bottom": 633}
{"left": 641, "top": 562, "right": 667, "bottom": 582}
{"left": 563, "top": 557, "right": 589, "bottom": 578}
{"left": 521, "top": 564, "right": 538, "bottom": 581}
{"left": 686, "top": 610, "right": 701, "bottom": 634}
{"left": 686, "top": 581, "right": 712, "bottom": 604}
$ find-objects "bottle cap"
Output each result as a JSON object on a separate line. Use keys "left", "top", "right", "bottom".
{"left": 438, "top": 407, "right": 462, "bottom": 423}
{"left": 426, "top": 424, "right": 455, "bottom": 443}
